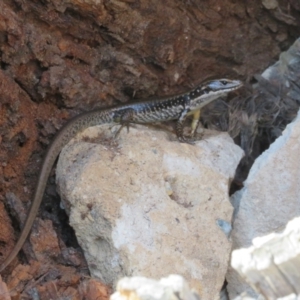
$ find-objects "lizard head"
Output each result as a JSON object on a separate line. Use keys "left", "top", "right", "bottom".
{"left": 188, "top": 78, "right": 243, "bottom": 111}
{"left": 203, "top": 78, "right": 243, "bottom": 93}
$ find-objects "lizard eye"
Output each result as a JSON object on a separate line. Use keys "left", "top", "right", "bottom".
{"left": 220, "top": 80, "right": 228, "bottom": 85}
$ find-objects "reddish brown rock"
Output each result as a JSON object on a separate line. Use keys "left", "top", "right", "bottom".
{"left": 0, "top": 0, "right": 299, "bottom": 298}
{"left": 79, "top": 279, "right": 110, "bottom": 300}
{"left": 0, "top": 275, "right": 10, "bottom": 300}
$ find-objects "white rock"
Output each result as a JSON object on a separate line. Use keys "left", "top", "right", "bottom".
{"left": 227, "top": 110, "right": 300, "bottom": 298}
{"left": 56, "top": 124, "right": 243, "bottom": 300}
{"left": 231, "top": 217, "right": 300, "bottom": 299}
{"left": 110, "top": 274, "right": 199, "bottom": 300}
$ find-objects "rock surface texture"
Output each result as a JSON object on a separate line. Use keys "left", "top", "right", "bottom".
{"left": 232, "top": 217, "right": 300, "bottom": 299}
{"left": 110, "top": 274, "right": 199, "bottom": 300}
{"left": 1, "top": 0, "right": 300, "bottom": 298}
{"left": 56, "top": 125, "right": 244, "bottom": 300}
{"left": 226, "top": 37, "right": 300, "bottom": 299}
{"left": 227, "top": 110, "right": 300, "bottom": 298}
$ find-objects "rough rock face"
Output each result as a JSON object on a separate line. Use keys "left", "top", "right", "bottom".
{"left": 56, "top": 125, "right": 244, "bottom": 300}
{"left": 231, "top": 217, "right": 300, "bottom": 299}
{"left": 227, "top": 39, "right": 300, "bottom": 298}
{"left": 227, "top": 110, "right": 300, "bottom": 298}
{"left": 1, "top": 0, "right": 300, "bottom": 297}
{"left": 111, "top": 275, "right": 199, "bottom": 300}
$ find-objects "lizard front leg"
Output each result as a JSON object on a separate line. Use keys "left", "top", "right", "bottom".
{"left": 190, "top": 109, "right": 201, "bottom": 137}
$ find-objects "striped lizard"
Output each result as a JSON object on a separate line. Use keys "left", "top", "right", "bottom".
{"left": 0, "top": 78, "right": 242, "bottom": 272}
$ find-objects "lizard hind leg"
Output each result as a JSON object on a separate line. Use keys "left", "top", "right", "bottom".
{"left": 114, "top": 108, "right": 135, "bottom": 138}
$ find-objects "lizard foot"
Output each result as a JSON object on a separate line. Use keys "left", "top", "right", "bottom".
{"left": 178, "top": 135, "right": 196, "bottom": 144}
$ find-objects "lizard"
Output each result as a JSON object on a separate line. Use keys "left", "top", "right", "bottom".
{"left": 0, "top": 78, "right": 242, "bottom": 272}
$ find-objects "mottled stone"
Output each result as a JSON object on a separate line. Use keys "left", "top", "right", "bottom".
{"left": 56, "top": 124, "right": 243, "bottom": 299}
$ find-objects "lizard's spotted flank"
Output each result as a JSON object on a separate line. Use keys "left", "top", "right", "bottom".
{"left": 0, "top": 78, "right": 242, "bottom": 272}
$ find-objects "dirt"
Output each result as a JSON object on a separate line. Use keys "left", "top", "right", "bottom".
{"left": 0, "top": 0, "right": 300, "bottom": 299}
